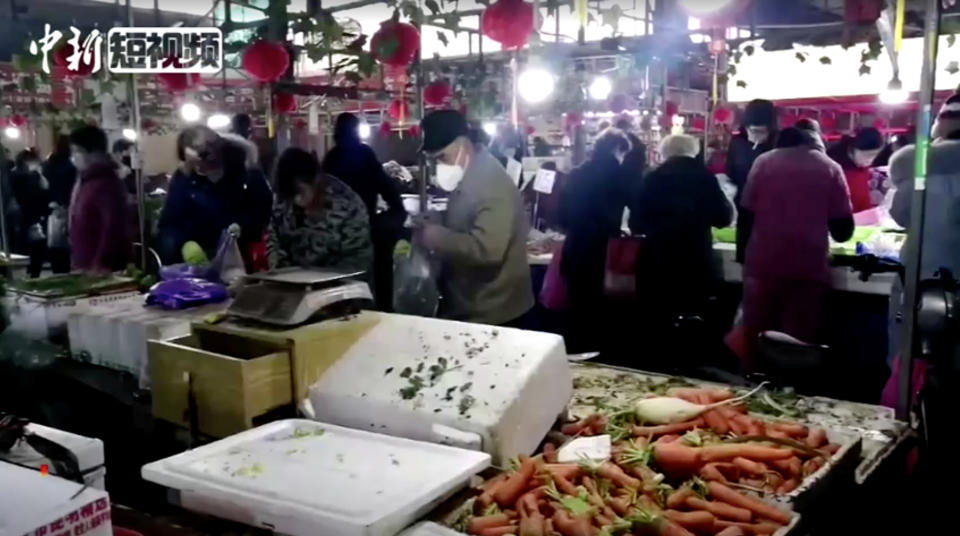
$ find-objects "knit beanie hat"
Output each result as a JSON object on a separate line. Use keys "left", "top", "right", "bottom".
{"left": 933, "top": 87, "right": 960, "bottom": 139}
{"left": 743, "top": 99, "right": 776, "bottom": 128}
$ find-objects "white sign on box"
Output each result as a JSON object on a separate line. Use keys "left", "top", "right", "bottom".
{"left": 505, "top": 158, "right": 522, "bottom": 187}
{"left": 533, "top": 168, "right": 557, "bottom": 194}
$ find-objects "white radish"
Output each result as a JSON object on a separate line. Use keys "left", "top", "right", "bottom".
{"left": 634, "top": 382, "right": 769, "bottom": 424}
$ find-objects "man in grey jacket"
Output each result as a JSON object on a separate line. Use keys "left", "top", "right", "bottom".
{"left": 416, "top": 110, "right": 534, "bottom": 326}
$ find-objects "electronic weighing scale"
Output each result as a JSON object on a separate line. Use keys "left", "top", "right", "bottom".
{"left": 227, "top": 268, "right": 374, "bottom": 326}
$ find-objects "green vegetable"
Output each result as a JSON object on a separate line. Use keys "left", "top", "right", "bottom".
{"left": 182, "top": 241, "right": 208, "bottom": 266}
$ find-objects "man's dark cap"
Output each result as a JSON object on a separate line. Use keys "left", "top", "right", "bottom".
{"left": 421, "top": 109, "right": 468, "bottom": 153}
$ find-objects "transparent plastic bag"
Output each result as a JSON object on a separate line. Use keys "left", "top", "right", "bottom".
{"left": 209, "top": 224, "right": 247, "bottom": 286}
{"left": 392, "top": 245, "right": 439, "bottom": 317}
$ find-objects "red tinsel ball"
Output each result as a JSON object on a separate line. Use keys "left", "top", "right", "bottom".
{"left": 10, "top": 115, "right": 27, "bottom": 127}
{"left": 424, "top": 81, "right": 452, "bottom": 107}
{"left": 156, "top": 72, "right": 201, "bottom": 93}
{"left": 370, "top": 21, "right": 420, "bottom": 68}
{"left": 52, "top": 42, "right": 95, "bottom": 77}
{"left": 273, "top": 92, "right": 297, "bottom": 114}
{"left": 242, "top": 40, "right": 290, "bottom": 83}
{"left": 482, "top": 0, "right": 536, "bottom": 50}
{"left": 713, "top": 107, "right": 733, "bottom": 124}
{"left": 388, "top": 100, "right": 410, "bottom": 121}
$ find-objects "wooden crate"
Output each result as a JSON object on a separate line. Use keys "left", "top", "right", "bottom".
{"left": 148, "top": 334, "right": 292, "bottom": 438}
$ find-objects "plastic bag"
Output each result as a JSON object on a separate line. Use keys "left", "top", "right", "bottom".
{"left": 539, "top": 242, "right": 570, "bottom": 311}
{"left": 46, "top": 205, "right": 68, "bottom": 249}
{"left": 209, "top": 224, "right": 246, "bottom": 286}
{"left": 604, "top": 235, "right": 643, "bottom": 299}
{"left": 393, "top": 244, "right": 439, "bottom": 317}
{"left": 145, "top": 278, "right": 228, "bottom": 310}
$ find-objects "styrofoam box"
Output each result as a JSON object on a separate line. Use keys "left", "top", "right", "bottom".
{"left": 0, "top": 461, "right": 112, "bottom": 536}
{"left": 0, "top": 423, "right": 107, "bottom": 490}
{"left": 308, "top": 312, "right": 573, "bottom": 465}
{"left": 68, "top": 301, "right": 226, "bottom": 388}
{"left": 142, "top": 420, "right": 490, "bottom": 536}
{"left": 6, "top": 290, "right": 141, "bottom": 341}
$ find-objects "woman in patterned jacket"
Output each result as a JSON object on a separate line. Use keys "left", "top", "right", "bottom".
{"left": 266, "top": 148, "right": 373, "bottom": 273}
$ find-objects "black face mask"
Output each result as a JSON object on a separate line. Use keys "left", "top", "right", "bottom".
{"left": 121, "top": 156, "right": 132, "bottom": 168}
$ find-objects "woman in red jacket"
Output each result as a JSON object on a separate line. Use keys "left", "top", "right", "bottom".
{"left": 826, "top": 128, "right": 885, "bottom": 213}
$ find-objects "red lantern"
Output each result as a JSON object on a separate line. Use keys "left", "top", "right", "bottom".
{"left": 273, "top": 92, "right": 297, "bottom": 114}
{"left": 379, "top": 122, "right": 393, "bottom": 135}
{"left": 10, "top": 115, "right": 27, "bottom": 127}
{"left": 481, "top": 0, "right": 536, "bottom": 50}
{"left": 242, "top": 40, "right": 290, "bottom": 83}
{"left": 52, "top": 42, "right": 94, "bottom": 77}
{"left": 388, "top": 100, "right": 410, "bottom": 121}
{"left": 713, "top": 107, "right": 733, "bottom": 124}
{"left": 423, "top": 81, "right": 452, "bottom": 107}
{"left": 370, "top": 21, "right": 420, "bottom": 67}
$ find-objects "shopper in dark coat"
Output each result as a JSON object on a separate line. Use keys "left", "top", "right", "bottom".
{"left": 44, "top": 137, "right": 78, "bottom": 273}
{"left": 158, "top": 126, "right": 272, "bottom": 265}
{"left": 727, "top": 99, "right": 777, "bottom": 209}
{"left": 69, "top": 126, "right": 130, "bottom": 273}
{"left": 560, "top": 128, "right": 631, "bottom": 352}
{"left": 322, "top": 113, "right": 405, "bottom": 310}
{"left": 629, "top": 134, "right": 734, "bottom": 316}
{"left": 11, "top": 149, "right": 51, "bottom": 277}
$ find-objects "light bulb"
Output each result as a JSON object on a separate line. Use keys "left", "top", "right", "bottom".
{"left": 206, "top": 113, "right": 231, "bottom": 130}
{"left": 518, "top": 68, "right": 555, "bottom": 104}
{"left": 122, "top": 128, "right": 137, "bottom": 141}
{"left": 359, "top": 122, "right": 371, "bottom": 139}
{"left": 4, "top": 126, "right": 20, "bottom": 139}
{"left": 879, "top": 78, "right": 908, "bottom": 105}
{"left": 588, "top": 77, "right": 612, "bottom": 101}
{"left": 482, "top": 122, "right": 497, "bottom": 137}
{"left": 180, "top": 102, "right": 202, "bottom": 123}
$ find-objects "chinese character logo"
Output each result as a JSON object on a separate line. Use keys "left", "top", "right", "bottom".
{"left": 107, "top": 27, "right": 223, "bottom": 74}
{"left": 28, "top": 25, "right": 222, "bottom": 75}
{"left": 29, "top": 24, "right": 102, "bottom": 75}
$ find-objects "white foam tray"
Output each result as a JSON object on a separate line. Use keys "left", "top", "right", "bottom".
{"left": 142, "top": 419, "right": 490, "bottom": 536}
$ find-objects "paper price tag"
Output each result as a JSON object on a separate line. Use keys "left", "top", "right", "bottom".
{"left": 533, "top": 168, "right": 557, "bottom": 195}
{"left": 506, "top": 158, "right": 522, "bottom": 187}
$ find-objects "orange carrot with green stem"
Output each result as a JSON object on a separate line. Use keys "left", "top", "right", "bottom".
{"left": 664, "top": 510, "right": 716, "bottom": 533}
{"left": 494, "top": 457, "right": 536, "bottom": 506}
{"left": 707, "top": 482, "right": 793, "bottom": 525}
{"left": 685, "top": 497, "right": 752, "bottom": 523}
{"left": 468, "top": 514, "right": 511, "bottom": 535}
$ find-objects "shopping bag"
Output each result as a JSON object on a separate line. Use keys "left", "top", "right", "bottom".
{"left": 46, "top": 205, "right": 68, "bottom": 248}
{"left": 393, "top": 244, "right": 439, "bottom": 317}
{"left": 604, "top": 235, "right": 643, "bottom": 299}
{"left": 209, "top": 224, "right": 247, "bottom": 286}
{"left": 539, "top": 242, "right": 570, "bottom": 311}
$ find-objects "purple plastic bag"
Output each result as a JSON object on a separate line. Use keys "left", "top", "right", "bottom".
{"left": 159, "top": 263, "right": 213, "bottom": 281}
{"left": 146, "top": 278, "right": 229, "bottom": 310}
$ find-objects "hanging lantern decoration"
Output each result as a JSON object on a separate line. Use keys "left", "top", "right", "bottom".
{"left": 713, "top": 107, "right": 733, "bottom": 124}
{"left": 10, "top": 115, "right": 27, "bottom": 127}
{"left": 370, "top": 21, "right": 420, "bottom": 67}
{"left": 379, "top": 121, "right": 393, "bottom": 135}
{"left": 273, "top": 92, "right": 297, "bottom": 114}
{"left": 241, "top": 40, "right": 290, "bottom": 83}
{"left": 52, "top": 42, "right": 95, "bottom": 77}
{"left": 388, "top": 99, "right": 410, "bottom": 122}
{"left": 424, "top": 81, "right": 453, "bottom": 107}
{"left": 481, "top": 0, "right": 536, "bottom": 50}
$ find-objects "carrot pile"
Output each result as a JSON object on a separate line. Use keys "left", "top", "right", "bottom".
{"left": 560, "top": 386, "right": 840, "bottom": 496}
{"left": 457, "top": 386, "right": 844, "bottom": 536}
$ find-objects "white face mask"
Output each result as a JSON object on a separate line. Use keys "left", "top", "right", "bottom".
{"left": 435, "top": 145, "right": 465, "bottom": 192}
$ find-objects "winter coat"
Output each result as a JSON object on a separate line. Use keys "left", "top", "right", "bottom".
{"left": 726, "top": 134, "right": 775, "bottom": 208}
{"left": 157, "top": 138, "right": 272, "bottom": 264}
{"left": 629, "top": 156, "right": 733, "bottom": 292}
{"left": 890, "top": 137, "right": 960, "bottom": 279}
{"left": 560, "top": 154, "right": 626, "bottom": 305}
{"left": 42, "top": 155, "right": 77, "bottom": 208}
{"left": 321, "top": 141, "right": 406, "bottom": 238}
{"left": 70, "top": 156, "right": 130, "bottom": 272}
{"left": 430, "top": 147, "right": 534, "bottom": 325}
